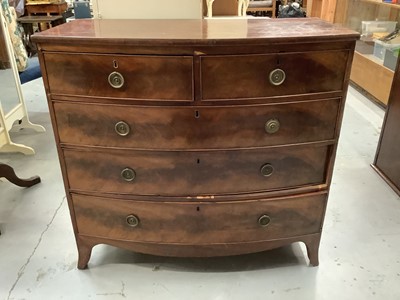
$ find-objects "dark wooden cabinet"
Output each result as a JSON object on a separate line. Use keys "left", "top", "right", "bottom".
{"left": 373, "top": 57, "right": 400, "bottom": 195}
{"left": 32, "top": 19, "right": 358, "bottom": 269}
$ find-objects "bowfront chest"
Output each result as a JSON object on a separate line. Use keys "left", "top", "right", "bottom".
{"left": 33, "top": 18, "right": 358, "bottom": 269}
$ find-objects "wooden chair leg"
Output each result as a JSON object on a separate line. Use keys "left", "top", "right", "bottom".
{"left": 0, "top": 163, "right": 41, "bottom": 187}
{"left": 272, "top": 0, "right": 277, "bottom": 18}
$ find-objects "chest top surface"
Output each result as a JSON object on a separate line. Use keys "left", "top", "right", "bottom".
{"left": 32, "top": 18, "right": 359, "bottom": 46}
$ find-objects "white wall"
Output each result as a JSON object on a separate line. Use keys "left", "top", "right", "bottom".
{"left": 92, "top": 0, "right": 203, "bottom": 19}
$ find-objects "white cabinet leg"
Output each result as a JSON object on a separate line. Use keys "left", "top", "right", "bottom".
{"left": 207, "top": 0, "right": 215, "bottom": 17}
{"left": 10, "top": 116, "right": 45, "bottom": 133}
{"left": 243, "top": 0, "right": 250, "bottom": 16}
{"left": 0, "top": 142, "right": 35, "bottom": 155}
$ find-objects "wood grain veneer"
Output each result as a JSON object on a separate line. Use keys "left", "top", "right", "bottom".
{"left": 33, "top": 18, "right": 359, "bottom": 269}
{"left": 373, "top": 56, "right": 400, "bottom": 195}
{"left": 54, "top": 99, "right": 340, "bottom": 149}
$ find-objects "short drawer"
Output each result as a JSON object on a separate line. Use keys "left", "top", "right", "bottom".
{"left": 64, "top": 145, "right": 329, "bottom": 196}
{"left": 73, "top": 193, "right": 326, "bottom": 244}
{"left": 54, "top": 98, "right": 340, "bottom": 149}
{"left": 201, "top": 50, "right": 349, "bottom": 100}
{"left": 44, "top": 53, "right": 193, "bottom": 101}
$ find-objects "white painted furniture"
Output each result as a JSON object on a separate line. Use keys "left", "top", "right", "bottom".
{"left": 92, "top": 0, "right": 203, "bottom": 19}
{"left": 206, "top": 0, "right": 250, "bottom": 17}
{"left": 0, "top": 10, "right": 45, "bottom": 155}
{"left": 238, "top": 0, "right": 250, "bottom": 16}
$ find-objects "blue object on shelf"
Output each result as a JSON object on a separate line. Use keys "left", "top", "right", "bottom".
{"left": 73, "top": 1, "right": 91, "bottom": 19}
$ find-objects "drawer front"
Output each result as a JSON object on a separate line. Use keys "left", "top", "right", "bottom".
{"left": 54, "top": 99, "right": 340, "bottom": 149}
{"left": 64, "top": 146, "right": 329, "bottom": 196}
{"left": 73, "top": 193, "right": 326, "bottom": 244}
{"left": 201, "top": 50, "right": 349, "bottom": 100}
{"left": 44, "top": 53, "right": 194, "bottom": 101}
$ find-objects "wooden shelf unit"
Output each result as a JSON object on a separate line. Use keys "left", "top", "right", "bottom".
{"left": 333, "top": 0, "right": 400, "bottom": 106}
{"left": 351, "top": 51, "right": 394, "bottom": 105}
{"left": 360, "top": 0, "right": 400, "bottom": 10}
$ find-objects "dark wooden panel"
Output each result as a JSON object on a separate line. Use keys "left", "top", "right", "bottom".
{"left": 73, "top": 193, "right": 326, "bottom": 244}
{"left": 63, "top": 145, "right": 330, "bottom": 196}
{"left": 373, "top": 56, "right": 400, "bottom": 195}
{"left": 54, "top": 99, "right": 340, "bottom": 149}
{"left": 44, "top": 53, "right": 194, "bottom": 101}
{"left": 201, "top": 51, "right": 349, "bottom": 100}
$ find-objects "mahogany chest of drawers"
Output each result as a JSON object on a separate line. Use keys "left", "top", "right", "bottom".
{"left": 33, "top": 18, "right": 358, "bottom": 269}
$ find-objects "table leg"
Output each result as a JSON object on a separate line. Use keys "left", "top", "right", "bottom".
{"left": 21, "top": 23, "right": 35, "bottom": 57}
{"left": 0, "top": 163, "right": 41, "bottom": 187}
{"left": 243, "top": 0, "right": 250, "bottom": 16}
{"left": 207, "top": 0, "right": 215, "bottom": 17}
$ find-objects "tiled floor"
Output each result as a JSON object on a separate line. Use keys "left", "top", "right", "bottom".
{"left": 0, "top": 80, "right": 399, "bottom": 300}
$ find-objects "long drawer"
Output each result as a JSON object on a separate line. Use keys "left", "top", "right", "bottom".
{"left": 63, "top": 145, "right": 329, "bottom": 196}
{"left": 54, "top": 99, "right": 340, "bottom": 149}
{"left": 44, "top": 53, "right": 194, "bottom": 101}
{"left": 73, "top": 193, "right": 326, "bottom": 244}
{"left": 201, "top": 50, "right": 349, "bottom": 100}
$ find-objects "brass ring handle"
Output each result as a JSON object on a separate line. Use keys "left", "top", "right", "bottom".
{"left": 108, "top": 71, "right": 125, "bottom": 89}
{"left": 126, "top": 214, "right": 140, "bottom": 227}
{"left": 121, "top": 167, "right": 136, "bottom": 182}
{"left": 260, "top": 163, "right": 274, "bottom": 177}
{"left": 269, "top": 69, "right": 286, "bottom": 86}
{"left": 265, "top": 119, "right": 280, "bottom": 134}
{"left": 115, "top": 121, "right": 130, "bottom": 136}
{"left": 258, "top": 215, "right": 271, "bottom": 227}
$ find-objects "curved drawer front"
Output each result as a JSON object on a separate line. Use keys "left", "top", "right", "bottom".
{"left": 201, "top": 50, "right": 349, "bottom": 100}
{"left": 73, "top": 193, "right": 326, "bottom": 244}
{"left": 64, "top": 145, "right": 329, "bottom": 196}
{"left": 44, "top": 53, "right": 194, "bottom": 101}
{"left": 54, "top": 99, "right": 340, "bottom": 149}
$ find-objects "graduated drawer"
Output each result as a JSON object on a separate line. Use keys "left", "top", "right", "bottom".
{"left": 44, "top": 53, "right": 193, "bottom": 101}
{"left": 201, "top": 50, "right": 349, "bottom": 100}
{"left": 64, "top": 145, "right": 329, "bottom": 196}
{"left": 54, "top": 99, "right": 340, "bottom": 149}
{"left": 72, "top": 193, "right": 326, "bottom": 244}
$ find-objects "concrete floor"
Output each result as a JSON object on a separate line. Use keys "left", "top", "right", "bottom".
{"left": 0, "top": 68, "right": 20, "bottom": 115}
{"left": 0, "top": 80, "right": 400, "bottom": 300}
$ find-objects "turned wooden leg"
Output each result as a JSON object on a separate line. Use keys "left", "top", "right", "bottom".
{"left": 303, "top": 234, "right": 321, "bottom": 267}
{"left": 77, "top": 239, "right": 94, "bottom": 270}
{"left": 0, "top": 163, "right": 41, "bottom": 187}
